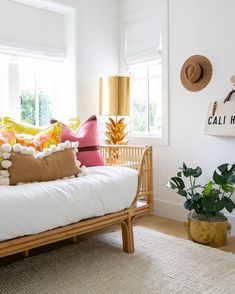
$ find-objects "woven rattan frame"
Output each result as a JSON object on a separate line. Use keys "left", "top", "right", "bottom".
{"left": 0, "top": 145, "right": 153, "bottom": 258}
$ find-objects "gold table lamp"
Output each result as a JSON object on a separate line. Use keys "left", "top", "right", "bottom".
{"left": 99, "top": 76, "right": 130, "bottom": 145}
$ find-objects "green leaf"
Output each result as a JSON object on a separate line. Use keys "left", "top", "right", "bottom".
{"left": 177, "top": 171, "right": 182, "bottom": 178}
{"left": 202, "top": 195, "right": 217, "bottom": 212}
{"left": 203, "top": 181, "right": 213, "bottom": 196}
{"left": 170, "top": 177, "right": 185, "bottom": 190}
{"left": 216, "top": 164, "right": 235, "bottom": 185}
{"left": 218, "top": 163, "right": 235, "bottom": 175}
{"left": 182, "top": 168, "right": 192, "bottom": 177}
{"left": 191, "top": 167, "right": 202, "bottom": 178}
{"left": 218, "top": 164, "right": 230, "bottom": 174}
{"left": 168, "top": 181, "right": 177, "bottom": 189}
{"left": 178, "top": 189, "right": 187, "bottom": 197}
{"left": 223, "top": 196, "right": 235, "bottom": 213}
{"left": 221, "top": 184, "right": 234, "bottom": 193}
{"left": 169, "top": 177, "right": 187, "bottom": 197}
{"left": 184, "top": 199, "right": 194, "bottom": 211}
{"left": 182, "top": 163, "right": 192, "bottom": 177}
{"left": 192, "top": 193, "right": 202, "bottom": 201}
{"left": 213, "top": 171, "right": 226, "bottom": 185}
{"left": 227, "top": 174, "right": 235, "bottom": 185}
{"left": 183, "top": 162, "right": 187, "bottom": 171}
{"left": 215, "top": 199, "right": 225, "bottom": 211}
{"left": 181, "top": 163, "right": 202, "bottom": 178}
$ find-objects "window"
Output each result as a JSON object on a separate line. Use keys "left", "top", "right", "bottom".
{"left": 0, "top": 0, "right": 77, "bottom": 126}
{"left": 19, "top": 58, "right": 64, "bottom": 126}
{"left": 121, "top": 0, "right": 168, "bottom": 144}
{"left": 0, "top": 54, "right": 68, "bottom": 126}
{"left": 128, "top": 60, "right": 162, "bottom": 137}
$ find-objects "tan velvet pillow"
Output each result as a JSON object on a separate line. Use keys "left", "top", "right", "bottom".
{"left": 9, "top": 148, "right": 80, "bottom": 185}
{"left": 0, "top": 141, "right": 83, "bottom": 185}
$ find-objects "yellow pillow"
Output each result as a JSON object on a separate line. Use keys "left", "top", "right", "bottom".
{"left": 3, "top": 117, "right": 43, "bottom": 135}
{"left": 15, "top": 122, "right": 62, "bottom": 151}
{"left": 66, "top": 116, "right": 80, "bottom": 132}
{"left": 0, "top": 117, "right": 2, "bottom": 126}
{"left": 51, "top": 116, "right": 80, "bottom": 133}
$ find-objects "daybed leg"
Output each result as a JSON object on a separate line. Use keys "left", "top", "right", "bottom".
{"left": 121, "top": 218, "right": 134, "bottom": 254}
{"left": 72, "top": 236, "right": 78, "bottom": 243}
{"left": 22, "top": 250, "right": 29, "bottom": 258}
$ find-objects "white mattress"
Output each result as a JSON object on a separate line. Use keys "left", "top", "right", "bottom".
{"left": 0, "top": 166, "right": 138, "bottom": 242}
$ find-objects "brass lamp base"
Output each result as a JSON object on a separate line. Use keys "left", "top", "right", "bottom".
{"left": 105, "top": 117, "right": 128, "bottom": 145}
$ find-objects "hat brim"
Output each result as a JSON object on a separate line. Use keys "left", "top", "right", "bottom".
{"left": 180, "top": 55, "right": 212, "bottom": 92}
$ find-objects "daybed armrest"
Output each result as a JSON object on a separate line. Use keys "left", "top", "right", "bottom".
{"left": 100, "top": 145, "right": 153, "bottom": 214}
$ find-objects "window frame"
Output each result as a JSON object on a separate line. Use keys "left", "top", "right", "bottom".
{"left": 120, "top": 0, "right": 168, "bottom": 146}
{"left": 1, "top": 54, "right": 68, "bottom": 126}
{"left": 128, "top": 59, "right": 162, "bottom": 136}
{"left": 0, "top": 1, "right": 78, "bottom": 124}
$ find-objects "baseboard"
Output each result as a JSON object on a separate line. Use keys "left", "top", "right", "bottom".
{"left": 153, "top": 199, "right": 235, "bottom": 236}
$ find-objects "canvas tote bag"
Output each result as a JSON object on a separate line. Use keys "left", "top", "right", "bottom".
{"left": 204, "top": 89, "right": 235, "bottom": 137}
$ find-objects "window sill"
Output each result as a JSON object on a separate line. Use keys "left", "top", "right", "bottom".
{"left": 99, "top": 133, "right": 168, "bottom": 147}
{"left": 127, "top": 133, "right": 168, "bottom": 146}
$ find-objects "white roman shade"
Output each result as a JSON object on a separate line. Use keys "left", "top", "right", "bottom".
{"left": 0, "top": 0, "right": 66, "bottom": 59}
{"left": 124, "top": 4, "right": 162, "bottom": 64}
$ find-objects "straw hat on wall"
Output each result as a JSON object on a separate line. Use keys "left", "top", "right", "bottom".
{"left": 180, "top": 55, "right": 212, "bottom": 92}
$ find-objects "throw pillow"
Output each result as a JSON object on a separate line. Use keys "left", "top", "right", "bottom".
{"left": 52, "top": 115, "right": 105, "bottom": 167}
{"left": 51, "top": 116, "right": 80, "bottom": 132}
{"left": 0, "top": 124, "right": 16, "bottom": 146}
{"left": 0, "top": 124, "right": 16, "bottom": 168}
{"left": 0, "top": 141, "right": 82, "bottom": 185}
{"left": 3, "top": 117, "right": 43, "bottom": 135}
{"left": 67, "top": 116, "right": 80, "bottom": 132}
{"left": 15, "top": 122, "right": 62, "bottom": 151}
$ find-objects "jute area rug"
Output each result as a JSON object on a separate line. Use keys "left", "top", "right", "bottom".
{"left": 0, "top": 227, "right": 235, "bottom": 294}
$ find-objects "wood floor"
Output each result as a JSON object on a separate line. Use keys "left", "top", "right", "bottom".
{"left": 0, "top": 214, "right": 234, "bottom": 266}
{"left": 134, "top": 214, "right": 235, "bottom": 254}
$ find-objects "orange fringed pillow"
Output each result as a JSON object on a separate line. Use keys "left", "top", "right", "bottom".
{"left": 15, "top": 122, "right": 62, "bottom": 151}
{"left": 0, "top": 124, "right": 16, "bottom": 146}
{"left": 0, "top": 124, "right": 17, "bottom": 168}
{"left": 0, "top": 141, "right": 88, "bottom": 186}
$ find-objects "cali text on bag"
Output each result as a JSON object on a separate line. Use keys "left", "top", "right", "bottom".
{"left": 204, "top": 89, "right": 235, "bottom": 137}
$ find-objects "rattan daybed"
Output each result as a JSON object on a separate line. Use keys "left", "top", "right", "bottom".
{"left": 0, "top": 145, "right": 153, "bottom": 258}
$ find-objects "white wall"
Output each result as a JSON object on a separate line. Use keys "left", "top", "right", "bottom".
{"left": 121, "top": 0, "right": 235, "bottom": 233}
{"left": 77, "top": 0, "right": 120, "bottom": 122}
{"left": 157, "top": 0, "right": 235, "bottom": 232}
{"left": 55, "top": 0, "right": 120, "bottom": 122}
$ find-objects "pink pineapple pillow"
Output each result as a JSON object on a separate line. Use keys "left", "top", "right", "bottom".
{"left": 51, "top": 115, "right": 105, "bottom": 167}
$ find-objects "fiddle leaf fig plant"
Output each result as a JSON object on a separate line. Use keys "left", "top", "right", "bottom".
{"left": 167, "top": 163, "right": 235, "bottom": 218}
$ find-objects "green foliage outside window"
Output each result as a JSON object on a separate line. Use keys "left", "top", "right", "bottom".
{"left": 20, "top": 90, "right": 36, "bottom": 125}
{"left": 20, "top": 89, "right": 52, "bottom": 126}
{"left": 133, "top": 101, "right": 161, "bottom": 133}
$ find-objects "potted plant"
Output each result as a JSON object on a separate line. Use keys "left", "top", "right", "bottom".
{"left": 167, "top": 163, "right": 235, "bottom": 247}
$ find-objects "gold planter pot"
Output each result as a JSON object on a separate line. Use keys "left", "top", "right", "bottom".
{"left": 185, "top": 218, "right": 231, "bottom": 247}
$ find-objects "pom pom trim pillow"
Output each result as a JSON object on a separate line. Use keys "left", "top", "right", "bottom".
{"left": 0, "top": 124, "right": 16, "bottom": 146}
{"left": 0, "top": 141, "right": 86, "bottom": 186}
{"left": 15, "top": 122, "right": 62, "bottom": 151}
{"left": 52, "top": 115, "right": 105, "bottom": 167}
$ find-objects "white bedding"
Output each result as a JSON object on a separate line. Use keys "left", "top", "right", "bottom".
{"left": 0, "top": 166, "right": 138, "bottom": 242}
